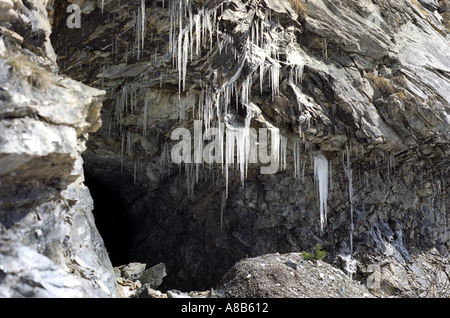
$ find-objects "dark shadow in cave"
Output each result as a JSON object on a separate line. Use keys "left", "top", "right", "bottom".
{"left": 84, "top": 175, "right": 133, "bottom": 267}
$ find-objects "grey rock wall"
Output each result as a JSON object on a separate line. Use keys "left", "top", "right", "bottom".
{"left": 0, "top": 0, "right": 449, "bottom": 297}
{"left": 0, "top": 0, "right": 117, "bottom": 297}
{"left": 51, "top": 0, "right": 450, "bottom": 295}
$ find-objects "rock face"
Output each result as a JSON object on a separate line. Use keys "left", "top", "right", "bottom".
{"left": 0, "top": 0, "right": 116, "bottom": 297}
{"left": 50, "top": 0, "right": 449, "bottom": 295}
{"left": 1, "top": 0, "right": 449, "bottom": 297}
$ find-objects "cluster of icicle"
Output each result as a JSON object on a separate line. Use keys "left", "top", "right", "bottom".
{"left": 165, "top": 0, "right": 306, "bottom": 181}
{"left": 105, "top": 0, "right": 333, "bottom": 234}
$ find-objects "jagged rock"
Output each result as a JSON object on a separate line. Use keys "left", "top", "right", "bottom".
{"left": 47, "top": 0, "right": 449, "bottom": 295}
{"left": 0, "top": 0, "right": 116, "bottom": 297}
{"left": 138, "top": 263, "right": 167, "bottom": 289}
{"left": 115, "top": 262, "right": 147, "bottom": 280}
{"left": 361, "top": 248, "right": 450, "bottom": 297}
{"left": 115, "top": 275, "right": 142, "bottom": 298}
{"left": 419, "top": 0, "right": 441, "bottom": 11}
{"left": 136, "top": 286, "right": 167, "bottom": 298}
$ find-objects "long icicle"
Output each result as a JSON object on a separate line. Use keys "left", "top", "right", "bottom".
{"left": 141, "top": 0, "right": 146, "bottom": 53}
{"left": 314, "top": 153, "right": 329, "bottom": 233}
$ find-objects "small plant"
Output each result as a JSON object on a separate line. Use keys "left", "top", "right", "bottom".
{"left": 366, "top": 72, "right": 395, "bottom": 97}
{"left": 395, "top": 90, "right": 407, "bottom": 101}
{"left": 301, "top": 243, "right": 326, "bottom": 261}
{"left": 287, "top": 0, "right": 307, "bottom": 21}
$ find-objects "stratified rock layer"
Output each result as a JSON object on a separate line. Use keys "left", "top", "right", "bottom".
{"left": 49, "top": 0, "right": 450, "bottom": 295}
{"left": 0, "top": 0, "right": 116, "bottom": 297}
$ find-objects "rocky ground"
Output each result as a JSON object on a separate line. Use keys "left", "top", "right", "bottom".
{"left": 115, "top": 253, "right": 374, "bottom": 298}
{"left": 218, "top": 253, "right": 374, "bottom": 298}
{"left": 115, "top": 248, "right": 450, "bottom": 298}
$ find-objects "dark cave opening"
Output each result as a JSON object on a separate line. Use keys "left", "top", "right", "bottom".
{"left": 84, "top": 175, "right": 133, "bottom": 267}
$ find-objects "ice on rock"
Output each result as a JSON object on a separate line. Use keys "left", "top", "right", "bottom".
{"left": 293, "top": 139, "right": 301, "bottom": 178}
{"left": 344, "top": 145, "right": 354, "bottom": 254}
{"left": 182, "top": 31, "right": 189, "bottom": 91}
{"left": 314, "top": 153, "right": 329, "bottom": 233}
{"left": 280, "top": 135, "right": 287, "bottom": 171}
{"left": 270, "top": 62, "right": 281, "bottom": 100}
{"left": 241, "top": 76, "right": 251, "bottom": 106}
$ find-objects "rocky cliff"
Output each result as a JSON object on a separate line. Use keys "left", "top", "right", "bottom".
{"left": 1, "top": 0, "right": 449, "bottom": 297}
{"left": 0, "top": 0, "right": 116, "bottom": 297}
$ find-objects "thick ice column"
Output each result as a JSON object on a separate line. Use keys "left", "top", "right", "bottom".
{"left": 141, "top": 0, "right": 145, "bottom": 52}
{"left": 314, "top": 153, "right": 329, "bottom": 233}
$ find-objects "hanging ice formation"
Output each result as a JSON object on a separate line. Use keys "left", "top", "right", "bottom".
{"left": 135, "top": 0, "right": 146, "bottom": 60}
{"left": 343, "top": 145, "right": 354, "bottom": 254}
{"left": 165, "top": 0, "right": 297, "bottom": 128}
{"left": 141, "top": 0, "right": 146, "bottom": 53}
{"left": 292, "top": 139, "right": 301, "bottom": 178}
{"left": 116, "top": 1, "right": 313, "bottom": 214}
{"left": 314, "top": 153, "right": 329, "bottom": 233}
{"left": 224, "top": 107, "right": 257, "bottom": 197}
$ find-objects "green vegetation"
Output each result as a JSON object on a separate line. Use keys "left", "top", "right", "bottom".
{"left": 301, "top": 243, "right": 326, "bottom": 261}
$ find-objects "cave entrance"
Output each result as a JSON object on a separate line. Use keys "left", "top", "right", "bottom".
{"left": 84, "top": 175, "right": 133, "bottom": 267}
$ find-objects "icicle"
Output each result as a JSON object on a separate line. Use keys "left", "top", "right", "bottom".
{"left": 177, "top": 0, "right": 183, "bottom": 93}
{"left": 195, "top": 10, "right": 201, "bottom": 55}
{"left": 182, "top": 31, "right": 189, "bottom": 91}
{"left": 270, "top": 62, "right": 280, "bottom": 100}
{"left": 314, "top": 153, "right": 329, "bottom": 233}
{"left": 293, "top": 139, "right": 301, "bottom": 178}
{"left": 188, "top": 4, "right": 193, "bottom": 61}
{"left": 280, "top": 135, "right": 287, "bottom": 171}
{"left": 236, "top": 129, "right": 246, "bottom": 187}
{"left": 141, "top": 0, "right": 145, "bottom": 53}
{"left": 241, "top": 77, "right": 249, "bottom": 106}
{"left": 225, "top": 128, "right": 236, "bottom": 198}
{"left": 259, "top": 61, "right": 265, "bottom": 94}
{"left": 136, "top": 8, "right": 141, "bottom": 60}
{"left": 169, "top": 0, "right": 174, "bottom": 54}
{"left": 345, "top": 145, "right": 354, "bottom": 254}
{"left": 322, "top": 37, "right": 328, "bottom": 59}
{"left": 101, "top": 0, "right": 104, "bottom": 14}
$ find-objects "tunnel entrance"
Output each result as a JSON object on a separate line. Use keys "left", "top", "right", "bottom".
{"left": 84, "top": 175, "right": 133, "bottom": 267}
